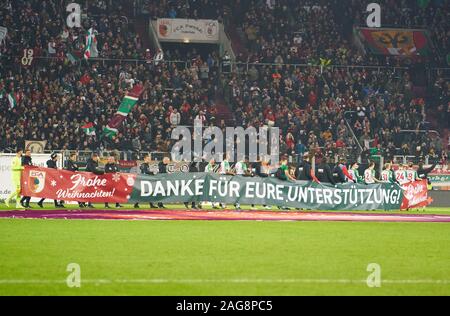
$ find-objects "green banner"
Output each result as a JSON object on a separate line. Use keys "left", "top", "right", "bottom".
{"left": 429, "top": 174, "right": 450, "bottom": 183}
{"left": 130, "top": 173, "right": 404, "bottom": 211}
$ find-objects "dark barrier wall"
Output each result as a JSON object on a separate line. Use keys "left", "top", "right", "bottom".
{"left": 429, "top": 191, "right": 450, "bottom": 208}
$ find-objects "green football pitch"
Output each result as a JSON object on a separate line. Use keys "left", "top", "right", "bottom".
{"left": 0, "top": 205, "right": 449, "bottom": 296}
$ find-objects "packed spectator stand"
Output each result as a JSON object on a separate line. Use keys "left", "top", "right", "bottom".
{"left": 0, "top": 0, "right": 448, "bottom": 166}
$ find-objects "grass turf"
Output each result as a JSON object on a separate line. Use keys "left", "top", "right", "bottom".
{"left": 0, "top": 202, "right": 449, "bottom": 215}
{"left": 0, "top": 217, "right": 449, "bottom": 296}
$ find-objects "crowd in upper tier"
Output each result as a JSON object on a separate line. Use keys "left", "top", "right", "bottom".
{"left": 142, "top": 0, "right": 448, "bottom": 67}
{"left": 0, "top": 0, "right": 448, "bottom": 164}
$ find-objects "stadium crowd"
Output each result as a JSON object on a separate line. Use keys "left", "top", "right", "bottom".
{"left": 142, "top": 0, "right": 448, "bottom": 67}
{"left": 0, "top": 0, "right": 448, "bottom": 164}
{"left": 0, "top": 0, "right": 224, "bottom": 154}
{"left": 226, "top": 63, "right": 448, "bottom": 161}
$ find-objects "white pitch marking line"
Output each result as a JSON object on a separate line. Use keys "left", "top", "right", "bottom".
{"left": 0, "top": 279, "right": 449, "bottom": 285}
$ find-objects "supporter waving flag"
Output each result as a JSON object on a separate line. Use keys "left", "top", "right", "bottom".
{"left": 103, "top": 84, "right": 144, "bottom": 138}
{"left": 83, "top": 28, "right": 97, "bottom": 60}
{"left": 81, "top": 123, "right": 96, "bottom": 136}
{"left": 7, "top": 92, "right": 18, "bottom": 109}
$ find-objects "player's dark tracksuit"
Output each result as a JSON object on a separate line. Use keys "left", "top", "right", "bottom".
{"left": 294, "top": 160, "right": 313, "bottom": 210}
{"left": 252, "top": 162, "right": 269, "bottom": 208}
{"left": 66, "top": 159, "right": 85, "bottom": 207}
{"left": 157, "top": 162, "right": 168, "bottom": 208}
{"left": 85, "top": 158, "right": 103, "bottom": 207}
{"left": 333, "top": 164, "right": 347, "bottom": 184}
{"left": 86, "top": 159, "right": 103, "bottom": 174}
{"left": 20, "top": 156, "right": 33, "bottom": 207}
{"left": 38, "top": 159, "right": 62, "bottom": 207}
{"left": 66, "top": 159, "right": 78, "bottom": 173}
{"left": 184, "top": 162, "right": 199, "bottom": 209}
{"left": 105, "top": 163, "right": 121, "bottom": 208}
{"left": 296, "top": 160, "right": 312, "bottom": 181}
{"left": 134, "top": 162, "right": 157, "bottom": 209}
{"left": 418, "top": 164, "right": 437, "bottom": 185}
{"left": 316, "top": 162, "right": 336, "bottom": 185}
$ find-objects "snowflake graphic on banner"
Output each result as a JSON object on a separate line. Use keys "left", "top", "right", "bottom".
{"left": 112, "top": 173, "right": 121, "bottom": 182}
{"left": 51, "top": 180, "right": 57, "bottom": 187}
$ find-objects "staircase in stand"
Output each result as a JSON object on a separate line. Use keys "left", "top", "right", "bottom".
{"left": 134, "top": 16, "right": 153, "bottom": 52}
{"left": 225, "top": 22, "right": 249, "bottom": 60}
{"left": 214, "top": 93, "right": 235, "bottom": 126}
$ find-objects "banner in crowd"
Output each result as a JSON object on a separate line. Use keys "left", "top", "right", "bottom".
{"left": 0, "top": 154, "right": 62, "bottom": 201}
{"left": 143, "top": 161, "right": 192, "bottom": 174}
{"left": 429, "top": 168, "right": 450, "bottom": 190}
{"left": 156, "top": 19, "right": 219, "bottom": 43}
{"left": 103, "top": 84, "right": 144, "bottom": 138}
{"left": 115, "top": 161, "right": 192, "bottom": 174}
{"left": 25, "top": 140, "right": 47, "bottom": 153}
{"left": 355, "top": 27, "right": 432, "bottom": 56}
{"left": 400, "top": 179, "right": 432, "bottom": 209}
{"left": 429, "top": 174, "right": 450, "bottom": 183}
{"left": 21, "top": 166, "right": 409, "bottom": 211}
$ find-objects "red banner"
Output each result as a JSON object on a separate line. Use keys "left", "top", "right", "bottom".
{"left": 357, "top": 28, "right": 431, "bottom": 56}
{"left": 21, "top": 166, "right": 135, "bottom": 203}
{"left": 119, "top": 160, "right": 138, "bottom": 169}
{"left": 400, "top": 179, "right": 432, "bottom": 210}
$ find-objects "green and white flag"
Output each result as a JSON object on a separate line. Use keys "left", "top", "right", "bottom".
{"left": 66, "top": 52, "right": 79, "bottom": 65}
{"left": 8, "top": 92, "right": 17, "bottom": 109}
{"left": 0, "top": 26, "right": 7, "bottom": 46}
{"left": 84, "top": 28, "right": 97, "bottom": 60}
{"left": 103, "top": 126, "right": 119, "bottom": 138}
{"left": 103, "top": 85, "right": 144, "bottom": 138}
{"left": 81, "top": 122, "right": 96, "bottom": 136}
{"left": 117, "top": 94, "right": 140, "bottom": 116}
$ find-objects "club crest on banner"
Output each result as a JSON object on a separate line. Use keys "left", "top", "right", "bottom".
{"left": 29, "top": 170, "right": 46, "bottom": 194}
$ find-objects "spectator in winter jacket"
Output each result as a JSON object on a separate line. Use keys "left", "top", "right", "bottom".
{"left": 169, "top": 108, "right": 181, "bottom": 126}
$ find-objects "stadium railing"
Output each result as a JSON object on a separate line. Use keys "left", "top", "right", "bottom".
{"left": 6, "top": 148, "right": 441, "bottom": 174}
{"left": 393, "top": 155, "right": 441, "bottom": 165}
{"left": 343, "top": 111, "right": 364, "bottom": 154}
{"left": 10, "top": 55, "right": 444, "bottom": 72}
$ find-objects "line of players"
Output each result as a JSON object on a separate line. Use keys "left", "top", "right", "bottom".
{"left": 3, "top": 150, "right": 437, "bottom": 210}
{"left": 300, "top": 154, "right": 436, "bottom": 186}
{"left": 3, "top": 149, "right": 66, "bottom": 209}
{"left": 3, "top": 150, "right": 123, "bottom": 209}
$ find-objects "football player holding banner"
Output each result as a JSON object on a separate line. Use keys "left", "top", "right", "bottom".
{"left": 381, "top": 163, "right": 397, "bottom": 184}
{"left": 406, "top": 162, "right": 420, "bottom": 183}
{"left": 394, "top": 164, "right": 408, "bottom": 185}
{"left": 364, "top": 161, "right": 380, "bottom": 185}
{"left": 37, "top": 153, "right": 64, "bottom": 208}
{"left": 20, "top": 150, "right": 33, "bottom": 208}
{"left": 5, "top": 149, "right": 24, "bottom": 209}
{"left": 134, "top": 154, "right": 157, "bottom": 209}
